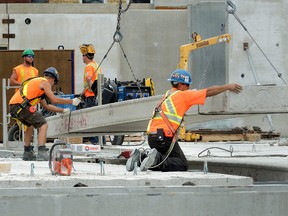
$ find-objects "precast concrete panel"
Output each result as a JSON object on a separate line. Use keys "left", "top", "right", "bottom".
{"left": 228, "top": 0, "right": 287, "bottom": 86}
{"left": 8, "top": 13, "right": 118, "bottom": 93}
{"left": 189, "top": 1, "right": 228, "bottom": 89}
{"left": 119, "top": 10, "right": 188, "bottom": 95}
{"left": 1, "top": 186, "right": 288, "bottom": 216}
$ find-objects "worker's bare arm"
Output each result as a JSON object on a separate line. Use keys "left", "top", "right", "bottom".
{"left": 40, "top": 99, "right": 64, "bottom": 113}
{"left": 40, "top": 81, "right": 73, "bottom": 104}
{"left": 9, "top": 69, "right": 21, "bottom": 86}
{"left": 206, "top": 84, "right": 242, "bottom": 97}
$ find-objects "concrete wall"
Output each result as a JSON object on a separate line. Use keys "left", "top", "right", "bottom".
{"left": 2, "top": 1, "right": 287, "bottom": 91}
{"left": 227, "top": 0, "right": 288, "bottom": 86}
{"left": 1, "top": 1, "right": 288, "bottom": 135}
{"left": 1, "top": 186, "right": 288, "bottom": 216}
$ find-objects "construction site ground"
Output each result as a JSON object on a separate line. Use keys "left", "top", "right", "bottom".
{"left": 1, "top": 137, "right": 288, "bottom": 187}
{"left": 1, "top": 138, "right": 288, "bottom": 216}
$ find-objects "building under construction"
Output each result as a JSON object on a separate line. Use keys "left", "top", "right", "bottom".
{"left": 1, "top": 1, "right": 288, "bottom": 215}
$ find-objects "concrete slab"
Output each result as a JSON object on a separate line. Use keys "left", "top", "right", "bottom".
{"left": 2, "top": 138, "right": 288, "bottom": 188}
{"left": 0, "top": 159, "right": 252, "bottom": 188}
{"left": 201, "top": 85, "right": 288, "bottom": 114}
{"left": 46, "top": 86, "right": 288, "bottom": 138}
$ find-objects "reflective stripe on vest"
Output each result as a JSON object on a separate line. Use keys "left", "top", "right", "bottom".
{"left": 153, "top": 90, "right": 182, "bottom": 126}
{"left": 84, "top": 62, "right": 101, "bottom": 90}
{"left": 20, "top": 68, "right": 35, "bottom": 83}
{"left": 22, "top": 77, "right": 46, "bottom": 106}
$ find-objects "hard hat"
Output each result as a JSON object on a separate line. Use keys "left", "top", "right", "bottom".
{"left": 79, "top": 44, "right": 96, "bottom": 55}
{"left": 167, "top": 69, "right": 192, "bottom": 85}
{"left": 22, "top": 49, "right": 35, "bottom": 57}
{"left": 43, "top": 67, "right": 59, "bottom": 84}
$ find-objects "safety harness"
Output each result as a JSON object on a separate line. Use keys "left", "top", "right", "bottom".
{"left": 147, "top": 90, "right": 183, "bottom": 169}
{"left": 12, "top": 77, "right": 44, "bottom": 117}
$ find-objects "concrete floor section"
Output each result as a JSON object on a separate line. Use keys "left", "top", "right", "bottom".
{"left": 1, "top": 140, "right": 288, "bottom": 216}
{"left": 45, "top": 85, "right": 288, "bottom": 138}
{"left": 0, "top": 160, "right": 252, "bottom": 189}
{"left": 0, "top": 140, "right": 288, "bottom": 216}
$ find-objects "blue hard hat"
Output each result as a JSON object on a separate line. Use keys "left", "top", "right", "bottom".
{"left": 44, "top": 67, "right": 59, "bottom": 84}
{"left": 167, "top": 69, "right": 192, "bottom": 85}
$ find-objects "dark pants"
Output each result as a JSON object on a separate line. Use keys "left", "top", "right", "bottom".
{"left": 10, "top": 104, "right": 47, "bottom": 129}
{"left": 148, "top": 135, "right": 188, "bottom": 172}
{"left": 77, "top": 96, "right": 105, "bottom": 144}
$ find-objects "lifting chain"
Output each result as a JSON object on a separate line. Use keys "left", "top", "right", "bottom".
{"left": 94, "top": 0, "right": 143, "bottom": 96}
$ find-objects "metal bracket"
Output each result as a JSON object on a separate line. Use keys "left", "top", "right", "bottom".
{"left": 2, "top": 19, "right": 15, "bottom": 24}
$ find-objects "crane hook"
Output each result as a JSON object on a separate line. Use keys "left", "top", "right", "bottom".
{"left": 226, "top": 0, "right": 236, "bottom": 14}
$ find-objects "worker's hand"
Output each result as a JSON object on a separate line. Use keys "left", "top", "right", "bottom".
{"left": 229, "top": 84, "right": 243, "bottom": 93}
{"left": 72, "top": 98, "right": 81, "bottom": 106}
{"left": 62, "top": 108, "right": 70, "bottom": 113}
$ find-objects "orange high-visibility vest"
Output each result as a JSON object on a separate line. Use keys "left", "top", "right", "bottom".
{"left": 9, "top": 77, "right": 47, "bottom": 106}
{"left": 147, "top": 88, "right": 207, "bottom": 137}
{"left": 14, "top": 64, "right": 38, "bottom": 81}
{"left": 83, "top": 61, "right": 102, "bottom": 97}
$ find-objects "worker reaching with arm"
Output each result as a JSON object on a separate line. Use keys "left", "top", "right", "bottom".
{"left": 10, "top": 49, "right": 39, "bottom": 91}
{"left": 9, "top": 67, "right": 81, "bottom": 161}
{"left": 126, "top": 69, "right": 242, "bottom": 172}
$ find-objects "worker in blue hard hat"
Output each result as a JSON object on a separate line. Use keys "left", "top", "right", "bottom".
{"left": 9, "top": 67, "right": 81, "bottom": 161}
{"left": 126, "top": 69, "right": 243, "bottom": 172}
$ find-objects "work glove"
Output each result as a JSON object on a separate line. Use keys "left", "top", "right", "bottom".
{"left": 72, "top": 97, "right": 81, "bottom": 106}
{"left": 62, "top": 108, "right": 70, "bottom": 114}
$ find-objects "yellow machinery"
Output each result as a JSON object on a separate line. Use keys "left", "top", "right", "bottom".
{"left": 177, "top": 32, "right": 231, "bottom": 141}
{"left": 178, "top": 32, "right": 231, "bottom": 71}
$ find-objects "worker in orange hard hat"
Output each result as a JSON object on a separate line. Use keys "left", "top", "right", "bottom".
{"left": 79, "top": 44, "right": 102, "bottom": 104}
{"left": 10, "top": 48, "right": 39, "bottom": 92}
{"left": 79, "top": 43, "right": 104, "bottom": 144}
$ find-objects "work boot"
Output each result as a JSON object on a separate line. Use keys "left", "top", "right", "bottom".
{"left": 37, "top": 145, "right": 49, "bottom": 161}
{"left": 126, "top": 149, "right": 141, "bottom": 172}
{"left": 140, "top": 148, "right": 159, "bottom": 171}
{"left": 126, "top": 148, "right": 149, "bottom": 172}
{"left": 22, "top": 146, "right": 36, "bottom": 161}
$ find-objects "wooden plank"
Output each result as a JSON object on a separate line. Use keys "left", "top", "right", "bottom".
{"left": 201, "top": 134, "right": 244, "bottom": 142}
{"left": 244, "top": 133, "right": 261, "bottom": 142}
{"left": 0, "top": 163, "right": 11, "bottom": 172}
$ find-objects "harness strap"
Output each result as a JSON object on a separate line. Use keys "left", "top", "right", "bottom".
{"left": 153, "top": 90, "right": 181, "bottom": 135}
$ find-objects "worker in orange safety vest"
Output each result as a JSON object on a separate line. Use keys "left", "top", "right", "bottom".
{"left": 79, "top": 44, "right": 104, "bottom": 145}
{"left": 126, "top": 69, "right": 243, "bottom": 172}
{"left": 9, "top": 67, "right": 81, "bottom": 161}
{"left": 10, "top": 49, "right": 39, "bottom": 91}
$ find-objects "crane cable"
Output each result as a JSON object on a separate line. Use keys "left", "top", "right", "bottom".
{"left": 226, "top": 0, "right": 287, "bottom": 85}
{"left": 93, "top": 0, "right": 144, "bottom": 96}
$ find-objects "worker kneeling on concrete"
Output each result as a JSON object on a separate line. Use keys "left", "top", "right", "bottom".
{"left": 126, "top": 69, "right": 243, "bottom": 172}
{"left": 9, "top": 67, "right": 81, "bottom": 161}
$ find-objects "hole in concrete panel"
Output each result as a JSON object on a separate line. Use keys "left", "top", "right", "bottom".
{"left": 25, "top": 18, "right": 31, "bottom": 25}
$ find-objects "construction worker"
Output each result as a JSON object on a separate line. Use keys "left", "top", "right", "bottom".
{"left": 126, "top": 69, "right": 243, "bottom": 172}
{"left": 79, "top": 44, "right": 103, "bottom": 144}
{"left": 9, "top": 67, "right": 81, "bottom": 161}
{"left": 79, "top": 44, "right": 102, "bottom": 107}
{"left": 10, "top": 49, "right": 39, "bottom": 91}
